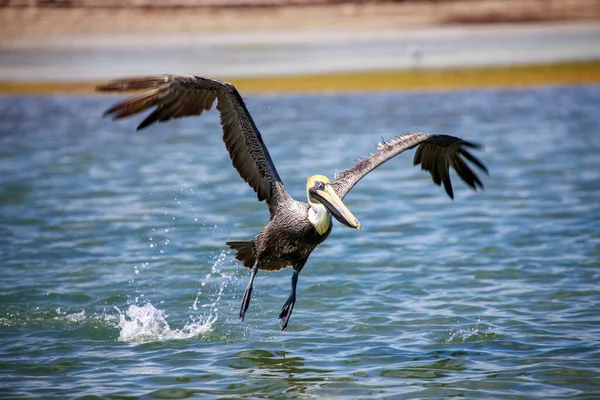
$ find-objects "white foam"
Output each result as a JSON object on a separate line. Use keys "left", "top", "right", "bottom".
{"left": 115, "top": 303, "right": 213, "bottom": 342}
{"left": 115, "top": 250, "right": 232, "bottom": 343}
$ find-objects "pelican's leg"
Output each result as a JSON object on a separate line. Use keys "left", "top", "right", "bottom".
{"left": 279, "top": 270, "right": 299, "bottom": 331}
{"left": 239, "top": 263, "right": 259, "bottom": 321}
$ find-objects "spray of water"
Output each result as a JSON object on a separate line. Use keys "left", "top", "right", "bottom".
{"left": 445, "top": 318, "right": 500, "bottom": 342}
{"left": 115, "top": 250, "right": 233, "bottom": 342}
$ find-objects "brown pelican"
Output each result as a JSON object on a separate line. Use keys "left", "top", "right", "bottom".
{"left": 97, "top": 75, "right": 488, "bottom": 331}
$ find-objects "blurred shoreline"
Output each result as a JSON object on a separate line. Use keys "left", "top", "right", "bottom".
{"left": 2, "top": 1, "right": 600, "bottom": 40}
{"left": 1, "top": 1, "right": 599, "bottom": 93}
{"left": 2, "top": 60, "right": 599, "bottom": 95}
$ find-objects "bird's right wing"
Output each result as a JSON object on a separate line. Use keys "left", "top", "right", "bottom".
{"left": 97, "top": 75, "right": 290, "bottom": 215}
{"left": 331, "top": 133, "right": 488, "bottom": 200}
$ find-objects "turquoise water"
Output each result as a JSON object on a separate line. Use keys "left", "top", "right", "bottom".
{"left": 1, "top": 86, "right": 599, "bottom": 398}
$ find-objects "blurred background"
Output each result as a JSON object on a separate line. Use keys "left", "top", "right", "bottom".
{"left": 1, "top": 0, "right": 599, "bottom": 91}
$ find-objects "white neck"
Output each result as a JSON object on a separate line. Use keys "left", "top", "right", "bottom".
{"left": 308, "top": 203, "right": 330, "bottom": 235}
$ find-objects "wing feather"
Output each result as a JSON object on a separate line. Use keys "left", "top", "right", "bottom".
{"left": 97, "top": 75, "right": 289, "bottom": 214}
{"left": 331, "top": 133, "right": 488, "bottom": 200}
{"left": 460, "top": 147, "right": 488, "bottom": 174}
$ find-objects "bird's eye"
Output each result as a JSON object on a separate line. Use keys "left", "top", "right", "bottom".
{"left": 314, "top": 180, "right": 323, "bottom": 188}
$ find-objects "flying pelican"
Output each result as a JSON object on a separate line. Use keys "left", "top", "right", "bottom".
{"left": 97, "top": 75, "right": 488, "bottom": 331}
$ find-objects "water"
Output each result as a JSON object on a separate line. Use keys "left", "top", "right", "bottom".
{"left": 1, "top": 86, "right": 599, "bottom": 398}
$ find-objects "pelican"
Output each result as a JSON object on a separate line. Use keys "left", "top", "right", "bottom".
{"left": 97, "top": 75, "right": 488, "bottom": 330}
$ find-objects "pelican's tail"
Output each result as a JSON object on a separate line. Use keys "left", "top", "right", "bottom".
{"left": 226, "top": 241, "right": 256, "bottom": 269}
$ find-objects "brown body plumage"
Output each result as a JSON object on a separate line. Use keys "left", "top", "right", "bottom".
{"left": 97, "top": 74, "right": 488, "bottom": 330}
{"left": 228, "top": 200, "right": 331, "bottom": 272}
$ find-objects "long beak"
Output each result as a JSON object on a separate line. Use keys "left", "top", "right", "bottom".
{"left": 310, "top": 184, "right": 361, "bottom": 230}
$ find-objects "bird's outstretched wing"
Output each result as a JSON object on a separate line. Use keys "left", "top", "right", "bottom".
{"left": 331, "top": 133, "right": 488, "bottom": 200}
{"left": 97, "top": 75, "right": 290, "bottom": 215}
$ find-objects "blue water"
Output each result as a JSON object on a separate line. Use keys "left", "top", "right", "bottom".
{"left": 1, "top": 86, "right": 599, "bottom": 398}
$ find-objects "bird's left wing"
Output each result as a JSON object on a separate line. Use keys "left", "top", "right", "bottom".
{"left": 96, "top": 75, "right": 290, "bottom": 216}
{"left": 331, "top": 133, "right": 488, "bottom": 200}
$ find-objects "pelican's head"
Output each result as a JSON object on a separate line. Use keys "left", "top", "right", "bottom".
{"left": 306, "top": 175, "right": 361, "bottom": 231}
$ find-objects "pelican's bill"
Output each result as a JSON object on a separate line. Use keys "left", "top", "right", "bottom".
{"left": 310, "top": 184, "right": 361, "bottom": 230}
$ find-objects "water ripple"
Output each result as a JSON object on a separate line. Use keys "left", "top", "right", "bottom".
{"left": 1, "top": 86, "right": 599, "bottom": 398}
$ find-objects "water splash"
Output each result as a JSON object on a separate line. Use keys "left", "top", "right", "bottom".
{"left": 442, "top": 319, "right": 500, "bottom": 343}
{"left": 64, "top": 309, "right": 86, "bottom": 322}
{"left": 116, "top": 250, "right": 233, "bottom": 343}
{"left": 192, "top": 250, "right": 230, "bottom": 313}
{"left": 115, "top": 303, "right": 212, "bottom": 342}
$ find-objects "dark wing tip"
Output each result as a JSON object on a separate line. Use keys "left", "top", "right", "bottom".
{"left": 442, "top": 173, "right": 455, "bottom": 199}
{"left": 135, "top": 108, "right": 163, "bottom": 130}
{"left": 101, "top": 102, "right": 126, "bottom": 118}
{"left": 136, "top": 118, "right": 153, "bottom": 131}
{"left": 461, "top": 139, "right": 483, "bottom": 149}
{"left": 460, "top": 147, "right": 489, "bottom": 175}
{"left": 454, "top": 140, "right": 488, "bottom": 192}
{"left": 414, "top": 135, "right": 488, "bottom": 199}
